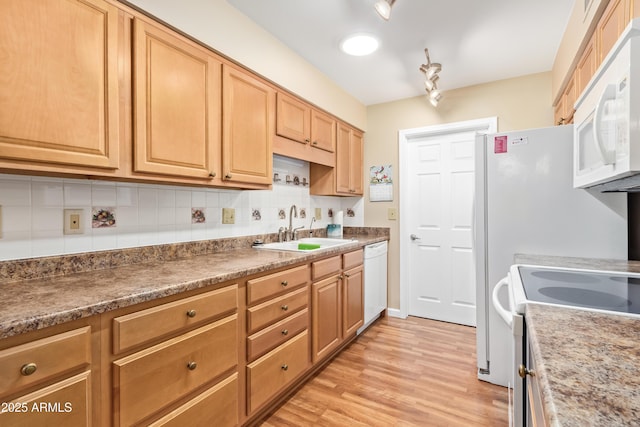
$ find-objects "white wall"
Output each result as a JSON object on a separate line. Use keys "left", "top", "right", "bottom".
{"left": 0, "top": 157, "right": 363, "bottom": 261}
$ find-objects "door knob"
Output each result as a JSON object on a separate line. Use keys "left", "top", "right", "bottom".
{"left": 410, "top": 234, "right": 421, "bottom": 241}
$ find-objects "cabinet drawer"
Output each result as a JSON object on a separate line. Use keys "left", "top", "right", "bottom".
{"left": 247, "top": 309, "right": 308, "bottom": 361}
{"left": 0, "top": 371, "right": 91, "bottom": 427}
{"left": 247, "top": 286, "right": 308, "bottom": 334}
{"left": 0, "top": 327, "right": 91, "bottom": 397}
{"left": 247, "top": 264, "right": 310, "bottom": 304}
{"left": 148, "top": 373, "right": 238, "bottom": 427}
{"left": 113, "top": 284, "right": 237, "bottom": 354}
{"left": 312, "top": 255, "right": 341, "bottom": 280}
{"left": 113, "top": 315, "right": 237, "bottom": 427}
{"left": 343, "top": 249, "right": 363, "bottom": 270}
{"left": 247, "top": 330, "right": 309, "bottom": 414}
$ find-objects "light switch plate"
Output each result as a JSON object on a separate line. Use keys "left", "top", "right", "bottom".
{"left": 315, "top": 208, "right": 322, "bottom": 220}
{"left": 388, "top": 208, "right": 397, "bottom": 220}
{"left": 222, "top": 208, "right": 235, "bottom": 224}
{"left": 64, "top": 209, "right": 84, "bottom": 234}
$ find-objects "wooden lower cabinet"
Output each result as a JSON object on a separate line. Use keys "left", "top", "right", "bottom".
{"left": 246, "top": 330, "right": 310, "bottom": 414}
{"left": 343, "top": 265, "right": 364, "bottom": 337}
{"left": 112, "top": 315, "right": 237, "bottom": 426}
{"left": 0, "top": 372, "right": 91, "bottom": 427}
{"left": 312, "top": 275, "right": 343, "bottom": 362}
{"left": 148, "top": 373, "right": 238, "bottom": 427}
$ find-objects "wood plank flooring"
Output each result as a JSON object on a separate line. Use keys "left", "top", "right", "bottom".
{"left": 260, "top": 315, "right": 509, "bottom": 426}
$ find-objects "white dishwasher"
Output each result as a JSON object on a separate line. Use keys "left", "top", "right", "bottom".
{"left": 357, "top": 241, "right": 388, "bottom": 334}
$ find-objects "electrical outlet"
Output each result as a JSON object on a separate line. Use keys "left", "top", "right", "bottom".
{"left": 222, "top": 208, "right": 235, "bottom": 224}
{"left": 315, "top": 208, "right": 322, "bottom": 220}
{"left": 64, "top": 209, "right": 84, "bottom": 234}
{"left": 388, "top": 208, "right": 397, "bottom": 220}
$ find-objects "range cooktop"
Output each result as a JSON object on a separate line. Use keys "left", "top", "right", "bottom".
{"left": 517, "top": 266, "right": 640, "bottom": 316}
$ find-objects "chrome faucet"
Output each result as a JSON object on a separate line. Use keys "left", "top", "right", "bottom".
{"left": 287, "top": 205, "right": 298, "bottom": 241}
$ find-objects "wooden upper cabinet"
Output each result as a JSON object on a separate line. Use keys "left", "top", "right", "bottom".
{"left": 576, "top": 34, "right": 597, "bottom": 95}
{"left": 222, "top": 65, "right": 274, "bottom": 186}
{"left": 276, "top": 91, "right": 336, "bottom": 153}
{"left": 0, "top": 0, "right": 120, "bottom": 170}
{"left": 276, "top": 93, "right": 311, "bottom": 145}
{"left": 336, "top": 123, "right": 363, "bottom": 195}
{"left": 597, "top": 0, "right": 629, "bottom": 62}
{"left": 563, "top": 73, "right": 577, "bottom": 125}
{"left": 310, "top": 109, "right": 337, "bottom": 153}
{"left": 133, "top": 18, "right": 221, "bottom": 181}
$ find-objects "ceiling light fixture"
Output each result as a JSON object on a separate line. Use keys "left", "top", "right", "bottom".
{"left": 419, "top": 48, "right": 443, "bottom": 107}
{"left": 374, "top": 0, "right": 396, "bottom": 21}
{"left": 340, "top": 34, "right": 379, "bottom": 56}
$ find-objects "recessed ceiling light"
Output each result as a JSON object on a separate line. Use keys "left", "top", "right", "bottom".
{"left": 340, "top": 34, "right": 379, "bottom": 56}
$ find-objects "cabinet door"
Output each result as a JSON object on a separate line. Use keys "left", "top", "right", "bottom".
{"left": 576, "top": 34, "right": 597, "bottom": 95}
{"left": 343, "top": 265, "right": 364, "bottom": 337}
{"left": 553, "top": 98, "right": 565, "bottom": 126}
{"left": 335, "top": 123, "right": 352, "bottom": 194}
{"left": 0, "top": 0, "right": 119, "bottom": 170}
{"left": 350, "top": 130, "right": 364, "bottom": 194}
{"left": 133, "top": 18, "right": 221, "bottom": 180}
{"left": 222, "top": 65, "right": 274, "bottom": 185}
{"left": 276, "top": 92, "right": 310, "bottom": 145}
{"left": 310, "top": 109, "right": 336, "bottom": 153}
{"left": 598, "top": 0, "right": 628, "bottom": 62}
{"left": 312, "top": 276, "right": 342, "bottom": 362}
{"left": 562, "top": 73, "right": 577, "bottom": 125}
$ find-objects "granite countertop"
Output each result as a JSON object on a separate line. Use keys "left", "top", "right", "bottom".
{"left": 0, "top": 232, "right": 387, "bottom": 340}
{"left": 515, "top": 254, "right": 640, "bottom": 426}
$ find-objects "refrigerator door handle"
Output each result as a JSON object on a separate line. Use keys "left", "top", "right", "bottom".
{"left": 492, "top": 276, "right": 513, "bottom": 328}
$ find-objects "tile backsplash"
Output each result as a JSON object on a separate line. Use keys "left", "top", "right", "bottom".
{"left": 0, "top": 156, "right": 363, "bottom": 261}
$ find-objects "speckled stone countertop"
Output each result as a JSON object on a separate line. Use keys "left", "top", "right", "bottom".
{"left": 515, "top": 254, "right": 640, "bottom": 427}
{"left": 0, "top": 229, "right": 388, "bottom": 340}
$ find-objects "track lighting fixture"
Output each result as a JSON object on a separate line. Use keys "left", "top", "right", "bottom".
{"left": 374, "top": 0, "right": 396, "bottom": 21}
{"left": 419, "top": 48, "right": 443, "bottom": 107}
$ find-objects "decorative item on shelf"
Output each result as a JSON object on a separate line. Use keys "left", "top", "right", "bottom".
{"left": 293, "top": 175, "right": 300, "bottom": 185}
{"left": 285, "top": 175, "right": 292, "bottom": 184}
{"left": 302, "top": 177, "right": 309, "bottom": 186}
{"left": 273, "top": 173, "right": 281, "bottom": 182}
{"left": 419, "top": 48, "right": 443, "bottom": 107}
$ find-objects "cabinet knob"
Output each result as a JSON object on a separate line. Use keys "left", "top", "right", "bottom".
{"left": 281, "top": 364, "right": 289, "bottom": 371}
{"left": 209, "top": 172, "right": 216, "bottom": 178}
{"left": 281, "top": 305, "right": 289, "bottom": 311}
{"left": 281, "top": 329, "right": 289, "bottom": 336}
{"left": 225, "top": 173, "right": 232, "bottom": 180}
{"left": 281, "top": 280, "right": 288, "bottom": 287}
{"left": 518, "top": 364, "right": 534, "bottom": 379}
{"left": 20, "top": 363, "right": 37, "bottom": 376}
{"left": 187, "top": 361, "right": 198, "bottom": 371}
{"left": 344, "top": 273, "right": 351, "bottom": 278}
{"left": 186, "top": 309, "right": 197, "bottom": 318}
{"left": 304, "top": 138, "right": 310, "bottom": 144}
{"left": 312, "top": 141, "right": 318, "bottom": 145}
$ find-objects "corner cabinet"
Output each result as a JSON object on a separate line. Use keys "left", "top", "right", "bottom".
{"left": 222, "top": 65, "right": 274, "bottom": 186}
{"left": 310, "top": 122, "right": 364, "bottom": 196}
{"left": 0, "top": 0, "right": 120, "bottom": 173}
{"left": 132, "top": 17, "right": 222, "bottom": 182}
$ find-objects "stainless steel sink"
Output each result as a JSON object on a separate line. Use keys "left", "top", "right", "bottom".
{"left": 255, "top": 237, "right": 357, "bottom": 252}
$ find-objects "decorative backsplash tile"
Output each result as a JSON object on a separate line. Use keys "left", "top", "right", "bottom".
{"left": 0, "top": 154, "right": 364, "bottom": 261}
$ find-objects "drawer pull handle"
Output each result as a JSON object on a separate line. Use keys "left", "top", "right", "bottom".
{"left": 186, "top": 309, "right": 197, "bottom": 318}
{"left": 282, "top": 329, "right": 289, "bottom": 336}
{"left": 281, "top": 364, "right": 289, "bottom": 371}
{"left": 20, "top": 363, "right": 37, "bottom": 376}
{"left": 187, "top": 362, "right": 198, "bottom": 371}
{"left": 281, "top": 280, "right": 288, "bottom": 287}
{"left": 281, "top": 305, "right": 289, "bottom": 311}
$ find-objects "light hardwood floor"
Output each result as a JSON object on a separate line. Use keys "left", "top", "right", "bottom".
{"left": 260, "top": 315, "right": 509, "bottom": 426}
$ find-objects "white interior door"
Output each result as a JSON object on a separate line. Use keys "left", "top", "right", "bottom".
{"left": 407, "top": 131, "right": 476, "bottom": 326}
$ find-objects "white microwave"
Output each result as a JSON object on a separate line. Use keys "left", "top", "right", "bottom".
{"left": 574, "top": 20, "right": 640, "bottom": 190}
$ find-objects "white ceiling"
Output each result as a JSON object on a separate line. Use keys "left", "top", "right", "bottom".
{"left": 226, "top": 0, "right": 574, "bottom": 106}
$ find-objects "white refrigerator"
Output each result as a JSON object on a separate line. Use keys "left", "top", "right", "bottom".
{"left": 474, "top": 124, "right": 628, "bottom": 387}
